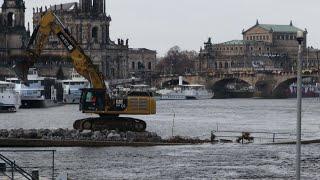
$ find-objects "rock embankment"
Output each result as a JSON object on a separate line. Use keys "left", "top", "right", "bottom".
{"left": 0, "top": 129, "right": 162, "bottom": 143}
{"left": 0, "top": 129, "right": 211, "bottom": 147}
{"left": 164, "top": 136, "right": 211, "bottom": 144}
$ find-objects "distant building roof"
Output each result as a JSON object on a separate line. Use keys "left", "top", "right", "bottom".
{"left": 221, "top": 40, "right": 246, "bottom": 45}
{"left": 49, "top": 2, "right": 77, "bottom": 11}
{"left": 129, "top": 48, "right": 157, "bottom": 53}
{"left": 257, "top": 24, "right": 303, "bottom": 33}
{"left": 218, "top": 39, "right": 268, "bottom": 46}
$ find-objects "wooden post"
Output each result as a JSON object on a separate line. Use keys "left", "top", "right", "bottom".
{"left": 11, "top": 161, "right": 14, "bottom": 179}
{"left": 273, "top": 133, "right": 275, "bottom": 143}
{"left": 32, "top": 170, "right": 39, "bottom": 180}
{"left": 52, "top": 150, "right": 55, "bottom": 180}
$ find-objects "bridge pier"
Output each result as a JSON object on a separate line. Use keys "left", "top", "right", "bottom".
{"left": 254, "top": 80, "right": 275, "bottom": 98}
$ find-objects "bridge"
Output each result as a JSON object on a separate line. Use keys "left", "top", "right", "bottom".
{"left": 154, "top": 70, "right": 320, "bottom": 98}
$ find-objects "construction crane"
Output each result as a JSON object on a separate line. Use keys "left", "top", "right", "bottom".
{"left": 13, "top": 11, "right": 156, "bottom": 132}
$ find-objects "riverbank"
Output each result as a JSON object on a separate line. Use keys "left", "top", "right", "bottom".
{"left": 0, "top": 128, "right": 209, "bottom": 147}
{"left": 0, "top": 138, "right": 209, "bottom": 147}
{"left": 267, "top": 139, "right": 320, "bottom": 145}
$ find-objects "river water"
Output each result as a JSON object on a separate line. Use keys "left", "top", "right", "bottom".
{"left": 1, "top": 98, "right": 320, "bottom": 179}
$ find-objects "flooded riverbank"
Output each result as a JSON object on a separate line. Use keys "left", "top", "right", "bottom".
{"left": 1, "top": 98, "right": 320, "bottom": 179}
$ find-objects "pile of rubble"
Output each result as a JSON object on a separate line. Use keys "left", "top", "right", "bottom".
{"left": 163, "top": 136, "right": 211, "bottom": 144}
{"left": 0, "top": 129, "right": 162, "bottom": 143}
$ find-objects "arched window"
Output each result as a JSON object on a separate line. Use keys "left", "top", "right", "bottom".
{"left": 148, "top": 62, "right": 152, "bottom": 70}
{"left": 138, "top": 62, "right": 145, "bottom": 70}
{"left": 132, "top": 62, "right": 135, "bottom": 69}
{"left": 111, "top": 68, "right": 115, "bottom": 77}
{"left": 7, "top": 12, "right": 15, "bottom": 27}
{"left": 219, "top": 62, "right": 222, "bottom": 69}
{"left": 92, "top": 26, "right": 98, "bottom": 40}
{"left": 225, "top": 62, "right": 229, "bottom": 69}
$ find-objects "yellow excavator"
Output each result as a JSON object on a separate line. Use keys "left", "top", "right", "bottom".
{"left": 13, "top": 11, "right": 156, "bottom": 132}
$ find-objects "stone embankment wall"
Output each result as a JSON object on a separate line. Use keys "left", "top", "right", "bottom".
{"left": 0, "top": 128, "right": 162, "bottom": 143}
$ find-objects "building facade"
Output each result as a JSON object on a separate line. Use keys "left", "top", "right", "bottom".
{"left": 199, "top": 20, "right": 317, "bottom": 73}
{"left": 33, "top": 0, "right": 156, "bottom": 80}
{"left": 128, "top": 48, "right": 157, "bottom": 78}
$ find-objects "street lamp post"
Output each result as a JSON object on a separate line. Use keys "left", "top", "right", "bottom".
{"left": 317, "top": 50, "right": 319, "bottom": 72}
{"left": 296, "top": 30, "right": 304, "bottom": 180}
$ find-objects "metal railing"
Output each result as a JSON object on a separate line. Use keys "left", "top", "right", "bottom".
{"left": 211, "top": 130, "right": 296, "bottom": 144}
{"left": 0, "top": 153, "right": 34, "bottom": 180}
{"left": 0, "top": 150, "right": 56, "bottom": 180}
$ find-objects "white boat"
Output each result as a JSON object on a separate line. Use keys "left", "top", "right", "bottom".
{"left": 158, "top": 84, "right": 213, "bottom": 100}
{"left": 290, "top": 82, "right": 319, "bottom": 97}
{"left": 157, "top": 76, "right": 213, "bottom": 100}
{"left": 60, "top": 70, "right": 89, "bottom": 104}
{"left": 0, "top": 81, "right": 21, "bottom": 112}
{"left": 6, "top": 68, "right": 63, "bottom": 108}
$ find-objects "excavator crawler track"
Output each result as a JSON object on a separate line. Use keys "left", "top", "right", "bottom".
{"left": 73, "top": 117, "right": 147, "bottom": 132}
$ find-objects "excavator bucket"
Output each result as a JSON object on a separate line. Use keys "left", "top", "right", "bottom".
{"left": 12, "top": 59, "right": 31, "bottom": 86}
{"left": 12, "top": 50, "right": 37, "bottom": 86}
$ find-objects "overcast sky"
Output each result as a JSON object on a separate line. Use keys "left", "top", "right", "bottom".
{"left": 2, "top": 0, "right": 320, "bottom": 56}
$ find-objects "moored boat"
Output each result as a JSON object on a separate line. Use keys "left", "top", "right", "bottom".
{"left": 6, "top": 68, "right": 63, "bottom": 108}
{"left": 157, "top": 84, "right": 213, "bottom": 100}
{"left": 0, "top": 81, "right": 21, "bottom": 112}
{"left": 289, "top": 82, "right": 320, "bottom": 98}
{"left": 157, "top": 76, "right": 213, "bottom": 100}
{"left": 60, "top": 69, "right": 89, "bottom": 104}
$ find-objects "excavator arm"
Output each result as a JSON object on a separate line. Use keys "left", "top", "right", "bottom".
{"left": 14, "top": 11, "right": 106, "bottom": 89}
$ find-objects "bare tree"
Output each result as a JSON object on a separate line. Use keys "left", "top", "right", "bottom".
{"left": 156, "top": 46, "right": 198, "bottom": 75}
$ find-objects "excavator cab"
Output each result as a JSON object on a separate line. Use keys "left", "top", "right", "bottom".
{"left": 80, "top": 88, "right": 106, "bottom": 112}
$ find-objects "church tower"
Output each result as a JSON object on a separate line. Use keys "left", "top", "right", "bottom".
{"left": 93, "top": 0, "right": 105, "bottom": 14}
{"left": 1, "top": 0, "right": 26, "bottom": 28}
{"left": 80, "top": 0, "right": 105, "bottom": 14}
{"left": 80, "top": 0, "right": 92, "bottom": 13}
{"left": 0, "top": 0, "right": 29, "bottom": 56}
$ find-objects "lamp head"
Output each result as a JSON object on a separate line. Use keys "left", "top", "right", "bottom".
{"left": 297, "top": 31, "right": 304, "bottom": 44}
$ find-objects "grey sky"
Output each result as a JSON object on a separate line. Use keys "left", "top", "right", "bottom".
{"left": 3, "top": 0, "right": 320, "bottom": 56}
